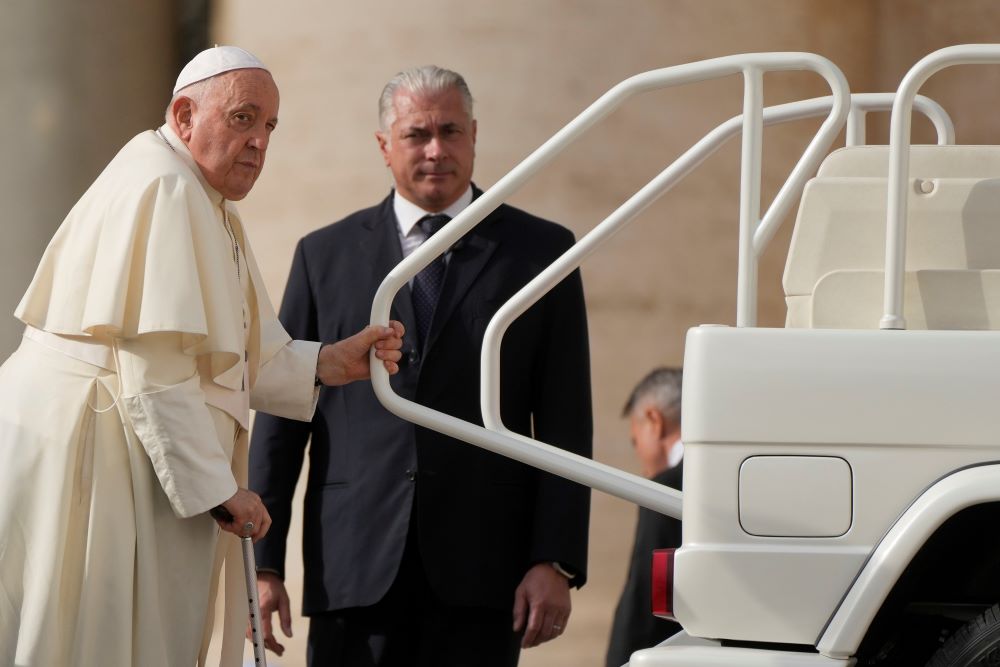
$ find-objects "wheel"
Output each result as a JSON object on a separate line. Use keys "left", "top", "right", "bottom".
{"left": 926, "top": 603, "right": 1000, "bottom": 666}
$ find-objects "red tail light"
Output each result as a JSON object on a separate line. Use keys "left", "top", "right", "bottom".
{"left": 651, "top": 548, "right": 676, "bottom": 620}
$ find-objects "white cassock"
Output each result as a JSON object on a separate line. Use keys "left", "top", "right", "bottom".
{"left": 0, "top": 124, "right": 320, "bottom": 666}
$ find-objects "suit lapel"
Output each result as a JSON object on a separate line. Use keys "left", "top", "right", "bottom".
{"left": 361, "top": 195, "right": 418, "bottom": 337}
{"left": 424, "top": 200, "right": 499, "bottom": 353}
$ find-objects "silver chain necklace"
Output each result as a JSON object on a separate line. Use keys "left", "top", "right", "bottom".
{"left": 222, "top": 209, "right": 241, "bottom": 280}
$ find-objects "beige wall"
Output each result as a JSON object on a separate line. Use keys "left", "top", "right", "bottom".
{"left": 873, "top": 1, "right": 1000, "bottom": 145}
{"left": 0, "top": 0, "right": 176, "bottom": 356}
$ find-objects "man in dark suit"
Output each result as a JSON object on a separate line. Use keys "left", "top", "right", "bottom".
{"left": 606, "top": 367, "right": 684, "bottom": 667}
{"left": 249, "top": 65, "right": 592, "bottom": 667}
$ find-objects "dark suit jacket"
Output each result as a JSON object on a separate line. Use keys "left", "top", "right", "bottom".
{"left": 605, "top": 463, "right": 683, "bottom": 667}
{"left": 249, "top": 188, "right": 592, "bottom": 615}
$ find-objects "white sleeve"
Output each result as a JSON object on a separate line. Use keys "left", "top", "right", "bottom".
{"left": 116, "top": 332, "right": 238, "bottom": 518}
{"left": 250, "top": 339, "right": 321, "bottom": 422}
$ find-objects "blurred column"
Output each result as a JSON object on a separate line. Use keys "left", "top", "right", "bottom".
{"left": 0, "top": 0, "right": 185, "bottom": 356}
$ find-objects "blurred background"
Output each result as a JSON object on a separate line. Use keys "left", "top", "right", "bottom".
{"left": 5, "top": 1, "right": 1000, "bottom": 664}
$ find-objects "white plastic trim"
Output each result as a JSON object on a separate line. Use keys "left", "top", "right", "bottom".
{"left": 370, "top": 53, "right": 849, "bottom": 519}
{"left": 817, "top": 464, "right": 1000, "bottom": 658}
{"left": 623, "top": 630, "right": 855, "bottom": 667}
{"left": 630, "top": 644, "right": 854, "bottom": 666}
{"left": 881, "top": 44, "right": 1000, "bottom": 330}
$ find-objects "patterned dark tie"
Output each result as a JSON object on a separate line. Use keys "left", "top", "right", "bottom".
{"left": 411, "top": 214, "right": 451, "bottom": 346}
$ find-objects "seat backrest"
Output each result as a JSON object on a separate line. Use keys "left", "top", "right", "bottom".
{"left": 817, "top": 145, "right": 1000, "bottom": 178}
{"left": 784, "top": 145, "right": 1000, "bottom": 329}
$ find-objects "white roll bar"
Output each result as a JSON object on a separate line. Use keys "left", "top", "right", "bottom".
{"left": 881, "top": 44, "right": 1000, "bottom": 330}
{"left": 483, "top": 91, "right": 954, "bottom": 457}
{"left": 370, "top": 53, "right": 849, "bottom": 519}
{"left": 845, "top": 93, "right": 954, "bottom": 147}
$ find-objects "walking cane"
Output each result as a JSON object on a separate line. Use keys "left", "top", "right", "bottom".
{"left": 211, "top": 507, "right": 268, "bottom": 667}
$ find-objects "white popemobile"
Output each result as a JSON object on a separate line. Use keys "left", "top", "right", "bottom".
{"left": 370, "top": 44, "right": 1000, "bottom": 667}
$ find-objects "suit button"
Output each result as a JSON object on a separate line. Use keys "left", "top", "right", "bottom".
{"left": 405, "top": 469, "right": 417, "bottom": 481}
{"left": 408, "top": 349, "right": 420, "bottom": 365}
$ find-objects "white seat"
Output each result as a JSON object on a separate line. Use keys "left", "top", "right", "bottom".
{"left": 784, "top": 146, "right": 1000, "bottom": 329}
{"left": 809, "top": 269, "right": 1000, "bottom": 330}
{"left": 818, "top": 145, "right": 1000, "bottom": 178}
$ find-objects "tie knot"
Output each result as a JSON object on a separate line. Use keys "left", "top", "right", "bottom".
{"left": 419, "top": 214, "right": 451, "bottom": 238}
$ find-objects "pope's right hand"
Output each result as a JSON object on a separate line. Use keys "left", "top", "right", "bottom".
{"left": 252, "top": 571, "right": 293, "bottom": 655}
{"left": 214, "top": 488, "right": 271, "bottom": 542}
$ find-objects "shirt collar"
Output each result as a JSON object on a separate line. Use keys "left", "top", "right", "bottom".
{"left": 667, "top": 439, "right": 684, "bottom": 468}
{"left": 156, "top": 124, "right": 225, "bottom": 207}
{"left": 393, "top": 185, "right": 474, "bottom": 237}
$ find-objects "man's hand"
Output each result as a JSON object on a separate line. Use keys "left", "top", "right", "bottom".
{"left": 316, "top": 321, "right": 405, "bottom": 386}
{"left": 512, "top": 563, "right": 571, "bottom": 648}
{"left": 249, "top": 572, "right": 293, "bottom": 656}
{"left": 213, "top": 488, "right": 271, "bottom": 542}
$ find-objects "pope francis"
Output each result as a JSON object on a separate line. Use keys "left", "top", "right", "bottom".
{"left": 0, "top": 46, "right": 403, "bottom": 666}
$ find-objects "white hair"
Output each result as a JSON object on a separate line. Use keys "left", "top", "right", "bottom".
{"left": 163, "top": 76, "right": 217, "bottom": 123}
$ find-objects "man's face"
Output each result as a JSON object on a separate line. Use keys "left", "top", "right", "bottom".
{"left": 376, "top": 87, "right": 476, "bottom": 211}
{"left": 179, "top": 68, "right": 279, "bottom": 201}
{"left": 630, "top": 408, "right": 669, "bottom": 479}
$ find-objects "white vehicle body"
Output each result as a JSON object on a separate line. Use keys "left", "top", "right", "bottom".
{"left": 370, "top": 44, "right": 1000, "bottom": 666}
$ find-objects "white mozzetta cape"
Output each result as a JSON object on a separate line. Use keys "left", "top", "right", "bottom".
{"left": 0, "top": 125, "right": 319, "bottom": 667}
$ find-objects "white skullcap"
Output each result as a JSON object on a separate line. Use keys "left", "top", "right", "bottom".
{"left": 173, "top": 45, "right": 269, "bottom": 95}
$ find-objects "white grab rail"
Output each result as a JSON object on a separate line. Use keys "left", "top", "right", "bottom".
{"left": 881, "top": 44, "right": 1000, "bottom": 330}
{"left": 370, "top": 53, "right": 849, "bottom": 518}
{"left": 845, "top": 92, "right": 954, "bottom": 147}
{"left": 482, "top": 92, "right": 953, "bottom": 456}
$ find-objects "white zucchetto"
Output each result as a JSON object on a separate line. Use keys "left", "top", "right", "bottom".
{"left": 173, "top": 45, "right": 269, "bottom": 95}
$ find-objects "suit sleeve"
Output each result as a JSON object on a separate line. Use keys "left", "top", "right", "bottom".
{"left": 249, "top": 239, "right": 317, "bottom": 577}
{"left": 605, "top": 509, "right": 683, "bottom": 666}
{"left": 527, "top": 229, "right": 593, "bottom": 587}
{"left": 605, "top": 470, "right": 683, "bottom": 666}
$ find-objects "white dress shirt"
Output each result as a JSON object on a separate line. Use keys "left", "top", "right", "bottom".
{"left": 394, "top": 186, "right": 474, "bottom": 259}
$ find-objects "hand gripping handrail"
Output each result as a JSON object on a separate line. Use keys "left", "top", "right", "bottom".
{"left": 370, "top": 53, "right": 849, "bottom": 518}
{"left": 881, "top": 44, "right": 1000, "bottom": 330}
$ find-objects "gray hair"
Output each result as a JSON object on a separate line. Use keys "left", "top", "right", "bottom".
{"left": 163, "top": 76, "right": 216, "bottom": 122}
{"left": 622, "top": 367, "right": 683, "bottom": 424}
{"left": 378, "top": 65, "right": 474, "bottom": 132}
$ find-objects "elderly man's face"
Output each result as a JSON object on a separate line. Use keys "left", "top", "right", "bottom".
{"left": 182, "top": 69, "right": 279, "bottom": 201}
{"left": 376, "top": 87, "right": 476, "bottom": 211}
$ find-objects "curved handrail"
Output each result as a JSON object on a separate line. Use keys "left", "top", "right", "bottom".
{"left": 881, "top": 44, "right": 1000, "bottom": 330}
{"left": 483, "top": 91, "right": 954, "bottom": 454}
{"left": 845, "top": 92, "right": 954, "bottom": 147}
{"left": 370, "top": 53, "right": 848, "bottom": 518}
{"left": 479, "top": 58, "right": 851, "bottom": 493}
